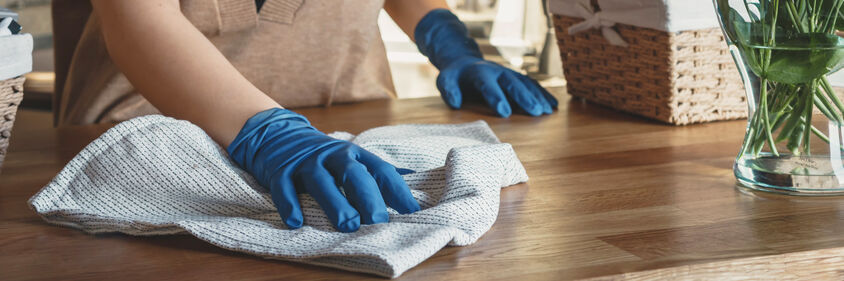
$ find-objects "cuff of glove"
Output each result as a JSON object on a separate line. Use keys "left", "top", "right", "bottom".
{"left": 226, "top": 108, "right": 313, "bottom": 170}
{"left": 414, "top": 8, "right": 484, "bottom": 69}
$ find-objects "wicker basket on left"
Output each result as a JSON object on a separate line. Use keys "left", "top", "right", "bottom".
{"left": 0, "top": 77, "right": 25, "bottom": 170}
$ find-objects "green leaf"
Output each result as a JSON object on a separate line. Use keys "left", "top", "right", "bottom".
{"left": 728, "top": 8, "right": 769, "bottom": 77}
{"left": 765, "top": 33, "right": 844, "bottom": 84}
{"left": 723, "top": 6, "right": 768, "bottom": 44}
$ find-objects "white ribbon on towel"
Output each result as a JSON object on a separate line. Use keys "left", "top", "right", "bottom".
{"left": 567, "top": 2, "right": 629, "bottom": 47}
{"left": 551, "top": 0, "right": 722, "bottom": 45}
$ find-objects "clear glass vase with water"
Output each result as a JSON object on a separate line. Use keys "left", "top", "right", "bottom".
{"left": 714, "top": 0, "right": 844, "bottom": 194}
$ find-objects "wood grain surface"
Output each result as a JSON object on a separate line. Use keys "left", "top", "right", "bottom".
{"left": 585, "top": 246, "right": 844, "bottom": 280}
{"left": 3, "top": 89, "right": 844, "bottom": 280}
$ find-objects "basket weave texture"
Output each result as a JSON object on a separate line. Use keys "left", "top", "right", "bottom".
{"left": 553, "top": 15, "right": 747, "bottom": 125}
{"left": 0, "top": 77, "right": 25, "bottom": 169}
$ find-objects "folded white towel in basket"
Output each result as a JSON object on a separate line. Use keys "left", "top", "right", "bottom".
{"left": 550, "top": 0, "right": 720, "bottom": 32}
{"left": 28, "top": 115, "right": 528, "bottom": 278}
{"left": 0, "top": 33, "right": 32, "bottom": 80}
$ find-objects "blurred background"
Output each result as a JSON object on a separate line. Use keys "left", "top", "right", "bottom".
{"left": 3, "top": 0, "right": 564, "bottom": 110}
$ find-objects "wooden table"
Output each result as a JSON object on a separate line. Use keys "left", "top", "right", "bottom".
{"left": 4, "top": 92, "right": 844, "bottom": 280}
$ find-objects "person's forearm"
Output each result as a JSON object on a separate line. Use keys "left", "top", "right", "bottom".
{"left": 91, "top": 0, "right": 279, "bottom": 146}
{"left": 383, "top": 0, "right": 449, "bottom": 41}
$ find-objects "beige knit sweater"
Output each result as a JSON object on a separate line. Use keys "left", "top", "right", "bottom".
{"left": 56, "top": 0, "right": 396, "bottom": 125}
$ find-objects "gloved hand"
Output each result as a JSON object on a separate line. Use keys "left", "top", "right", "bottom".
{"left": 227, "top": 108, "right": 421, "bottom": 232}
{"left": 414, "top": 9, "right": 558, "bottom": 118}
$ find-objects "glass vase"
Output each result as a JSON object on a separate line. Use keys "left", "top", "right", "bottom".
{"left": 714, "top": 0, "right": 844, "bottom": 195}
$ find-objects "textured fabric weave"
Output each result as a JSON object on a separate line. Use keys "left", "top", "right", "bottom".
{"left": 28, "top": 116, "right": 528, "bottom": 278}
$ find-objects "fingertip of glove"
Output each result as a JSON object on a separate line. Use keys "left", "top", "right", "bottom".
{"left": 365, "top": 211, "right": 390, "bottom": 225}
{"left": 542, "top": 102, "right": 553, "bottom": 114}
{"left": 396, "top": 199, "right": 421, "bottom": 214}
{"left": 285, "top": 215, "right": 304, "bottom": 229}
{"left": 442, "top": 93, "right": 462, "bottom": 109}
{"left": 395, "top": 167, "right": 416, "bottom": 175}
{"left": 548, "top": 98, "right": 559, "bottom": 109}
{"left": 544, "top": 92, "right": 559, "bottom": 108}
{"left": 496, "top": 102, "right": 512, "bottom": 118}
{"left": 406, "top": 202, "right": 421, "bottom": 214}
{"left": 526, "top": 103, "right": 544, "bottom": 117}
{"left": 337, "top": 215, "right": 361, "bottom": 233}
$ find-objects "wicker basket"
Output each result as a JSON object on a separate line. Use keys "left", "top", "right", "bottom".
{"left": 552, "top": 14, "right": 747, "bottom": 125}
{"left": 0, "top": 77, "right": 25, "bottom": 169}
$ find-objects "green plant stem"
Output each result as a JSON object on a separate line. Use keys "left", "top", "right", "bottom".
{"left": 778, "top": 96, "right": 805, "bottom": 143}
{"left": 741, "top": 95, "right": 764, "bottom": 156}
{"left": 813, "top": 82, "right": 844, "bottom": 123}
{"left": 814, "top": 92, "right": 838, "bottom": 122}
{"left": 740, "top": 120, "right": 758, "bottom": 156}
{"left": 763, "top": 0, "right": 779, "bottom": 68}
{"left": 750, "top": 90, "right": 797, "bottom": 151}
{"left": 787, "top": 1, "right": 808, "bottom": 32}
{"left": 785, "top": 1, "right": 803, "bottom": 31}
{"left": 809, "top": 124, "right": 844, "bottom": 152}
{"left": 804, "top": 81, "right": 816, "bottom": 155}
{"left": 759, "top": 79, "right": 780, "bottom": 156}
{"left": 811, "top": 125, "right": 830, "bottom": 144}
{"left": 823, "top": 0, "right": 844, "bottom": 32}
{"left": 820, "top": 77, "right": 844, "bottom": 120}
{"left": 811, "top": 0, "right": 820, "bottom": 31}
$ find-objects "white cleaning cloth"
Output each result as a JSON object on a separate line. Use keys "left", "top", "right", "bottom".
{"left": 28, "top": 115, "right": 528, "bottom": 278}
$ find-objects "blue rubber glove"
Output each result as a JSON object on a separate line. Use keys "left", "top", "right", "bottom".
{"left": 415, "top": 9, "right": 558, "bottom": 118}
{"left": 227, "top": 108, "right": 421, "bottom": 232}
